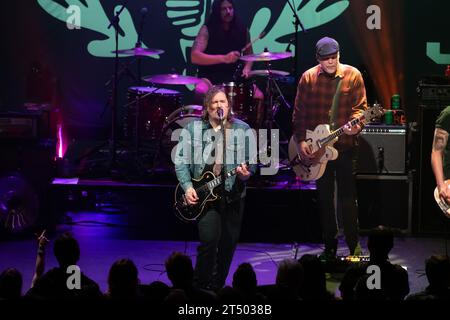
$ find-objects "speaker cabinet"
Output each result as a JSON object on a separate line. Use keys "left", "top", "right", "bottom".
{"left": 0, "top": 139, "right": 55, "bottom": 235}
{"left": 417, "top": 105, "right": 450, "bottom": 234}
{"left": 356, "top": 125, "right": 406, "bottom": 174}
{"left": 356, "top": 174, "right": 413, "bottom": 234}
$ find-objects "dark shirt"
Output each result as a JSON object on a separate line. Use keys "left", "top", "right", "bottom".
{"left": 197, "top": 24, "right": 248, "bottom": 85}
{"left": 339, "top": 260, "right": 409, "bottom": 300}
{"left": 26, "top": 267, "right": 102, "bottom": 300}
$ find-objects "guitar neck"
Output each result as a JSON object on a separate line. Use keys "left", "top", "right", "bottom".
{"left": 205, "top": 161, "right": 249, "bottom": 190}
{"left": 319, "top": 116, "right": 363, "bottom": 147}
{"left": 198, "top": 148, "right": 266, "bottom": 193}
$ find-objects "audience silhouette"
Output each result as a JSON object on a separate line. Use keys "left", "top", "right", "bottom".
{"left": 339, "top": 226, "right": 409, "bottom": 300}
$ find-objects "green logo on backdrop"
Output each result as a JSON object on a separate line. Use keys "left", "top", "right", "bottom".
{"left": 37, "top": 0, "right": 349, "bottom": 61}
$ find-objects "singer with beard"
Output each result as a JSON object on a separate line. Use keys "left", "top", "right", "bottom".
{"left": 191, "top": 0, "right": 264, "bottom": 127}
{"left": 174, "top": 86, "right": 256, "bottom": 291}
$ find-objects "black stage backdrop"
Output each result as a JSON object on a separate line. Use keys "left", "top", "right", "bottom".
{"left": 0, "top": 0, "right": 449, "bottom": 149}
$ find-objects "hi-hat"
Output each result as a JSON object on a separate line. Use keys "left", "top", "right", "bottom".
{"left": 112, "top": 47, "right": 164, "bottom": 56}
{"left": 240, "top": 51, "right": 292, "bottom": 62}
{"left": 248, "top": 70, "right": 290, "bottom": 77}
{"left": 143, "top": 74, "right": 201, "bottom": 85}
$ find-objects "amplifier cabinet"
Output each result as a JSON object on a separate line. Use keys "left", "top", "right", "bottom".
{"left": 356, "top": 125, "right": 406, "bottom": 174}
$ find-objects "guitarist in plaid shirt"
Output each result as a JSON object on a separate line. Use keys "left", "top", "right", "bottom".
{"left": 292, "top": 37, "right": 368, "bottom": 259}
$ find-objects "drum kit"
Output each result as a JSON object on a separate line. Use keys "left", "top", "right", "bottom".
{"left": 111, "top": 45, "right": 293, "bottom": 172}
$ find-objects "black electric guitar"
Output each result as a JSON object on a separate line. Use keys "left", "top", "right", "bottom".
{"left": 288, "top": 104, "right": 384, "bottom": 181}
{"left": 174, "top": 149, "right": 264, "bottom": 222}
{"left": 434, "top": 180, "right": 450, "bottom": 218}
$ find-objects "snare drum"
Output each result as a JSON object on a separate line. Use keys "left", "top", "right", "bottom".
{"left": 124, "top": 86, "right": 182, "bottom": 140}
{"left": 222, "top": 82, "right": 252, "bottom": 116}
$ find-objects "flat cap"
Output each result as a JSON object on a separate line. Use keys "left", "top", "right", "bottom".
{"left": 316, "top": 37, "right": 339, "bottom": 58}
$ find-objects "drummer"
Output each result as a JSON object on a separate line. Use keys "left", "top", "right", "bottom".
{"left": 190, "top": 0, "right": 264, "bottom": 127}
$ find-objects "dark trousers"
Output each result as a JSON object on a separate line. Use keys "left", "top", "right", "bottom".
{"left": 316, "top": 149, "right": 359, "bottom": 254}
{"left": 193, "top": 197, "right": 244, "bottom": 291}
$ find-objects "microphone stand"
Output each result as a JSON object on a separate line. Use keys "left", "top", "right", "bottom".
{"left": 220, "top": 114, "right": 227, "bottom": 213}
{"left": 107, "top": 3, "right": 127, "bottom": 172}
{"left": 133, "top": 8, "right": 147, "bottom": 157}
{"left": 286, "top": 0, "right": 306, "bottom": 81}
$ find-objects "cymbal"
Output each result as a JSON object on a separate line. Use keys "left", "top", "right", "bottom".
{"left": 142, "top": 74, "right": 201, "bottom": 85}
{"left": 248, "top": 69, "right": 290, "bottom": 77}
{"left": 240, "top": 51, "right": 292, "bottom": 62}
{"left": 112, "top": 47, "right": 164, "bottom": 56}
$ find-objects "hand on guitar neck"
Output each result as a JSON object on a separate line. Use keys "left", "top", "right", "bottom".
{"left": 290, "top": 105, "right": 383, "bottom": 181}
{"left": 298, "top": 121, "right": 362, "bottom": 163}
{"left": 343, "top": 121, "right": 362, "bottom": 136}
{"left": 183, "top": 163, "right": 250, "bottom": 206}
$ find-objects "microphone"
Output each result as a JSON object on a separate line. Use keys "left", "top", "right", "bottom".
{"left": 217, "top": 107, "right": 224, "bottom": 120}
{"left": 286, "top": 38, "right": 294, "bottom": 52}
{"left": 136, "top": 7, "right": 148, "bottom": 47}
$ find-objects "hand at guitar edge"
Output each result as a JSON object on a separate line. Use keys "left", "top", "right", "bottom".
{"left": 236, "top": 163, "right": 251, "bottom": 181}
{"left": 185, "top": 187, "right": 199, "bottom": 205}
{"left": 343, "top": 122, "right": 362, "bottom": 135}
{"left": 438, "top": 183, "right": 450, "bottom": 205}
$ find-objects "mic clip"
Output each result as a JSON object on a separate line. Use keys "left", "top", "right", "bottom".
{"left": 217, "top": 108, "right": 224, "bottom": 120}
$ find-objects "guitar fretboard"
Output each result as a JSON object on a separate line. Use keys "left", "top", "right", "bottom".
{"left": 194, "top": 148, "right": 266, "bottom": 194}
{"left": 319, "top": 116, "right": 363, "bottom": 147}
{"left": 206, "top": 170, "right": 234, "bottom": 190}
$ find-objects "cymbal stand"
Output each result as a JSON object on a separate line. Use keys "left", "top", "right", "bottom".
{"left": 75, "top": 5, "right": 128, "bottom": 178}
{"left": 263, "top": 62, "right": 292, "bottom": 162}
{"left": 286, "top": 0, "right": 307, "bottom": 81}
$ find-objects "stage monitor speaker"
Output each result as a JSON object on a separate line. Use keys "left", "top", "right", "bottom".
{"left": 417, "top": 105, "right": 450, "bottom": 234}
{"left": 356, "top": 174, "right": 413, "bottom": 234}
{"left": 356, "top": 125, "right": 406, "bottom": 174}
{"left": 0, "top": 139, "right": 55, "bottom": 235}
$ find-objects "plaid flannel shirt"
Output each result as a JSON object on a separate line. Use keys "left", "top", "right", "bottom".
{"left": 292, "top": 63, "right": 368, "bottom": 151}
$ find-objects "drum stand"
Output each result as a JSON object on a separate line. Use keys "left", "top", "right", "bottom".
{"left": 262, "top": 62, "right": 292, "bottom": 163}
{"left": 125, "top": 86, "right": 167, "bottom": 178}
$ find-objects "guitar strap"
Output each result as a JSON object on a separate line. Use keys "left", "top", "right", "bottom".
{"left": 329, "top": 77, "right": 343, "bottom": 131}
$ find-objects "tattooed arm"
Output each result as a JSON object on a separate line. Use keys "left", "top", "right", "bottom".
{"left": 191, "top": 25, "right": 240, "bottom": 65}
{"left": 431, "top": 127, "right": 450, "bottom": 202}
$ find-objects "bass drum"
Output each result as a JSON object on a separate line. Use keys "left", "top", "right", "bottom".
{"left": 124, "top": 86, "right": 182, "bottom": 140}
{"left": 160, "top": 108, "right": 203, "bottom": 161}
{"left": 165, "top": 104, "right": 203, "bottom": 124}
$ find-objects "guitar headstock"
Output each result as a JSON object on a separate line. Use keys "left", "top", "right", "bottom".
{"left": 362, "top": 103, "right": 384, "bottom": 123}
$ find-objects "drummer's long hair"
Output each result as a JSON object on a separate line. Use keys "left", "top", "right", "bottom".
{"left": 202, "top": 86, "right": 234, "bottom": 124}
{"left": 206, "top": 0, "right": 244, "bottom": 34}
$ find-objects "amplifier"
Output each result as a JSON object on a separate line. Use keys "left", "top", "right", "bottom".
{"left": 417, "top": 84, "right": 450, "bottom": 103}
{"left": 0, "top": 111, "right": 50, "bottom": 140}
{"left": 417, "top": 76, "right": 450, "bottom": 104}
{"left": 356, "top": 124, "right": 406, "bottom": 174}
{"left": 0, "top": 115, "right": 38, "bottom": 139}
{"left": 356, "top": 174, "right": 413, "bottom": 234}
